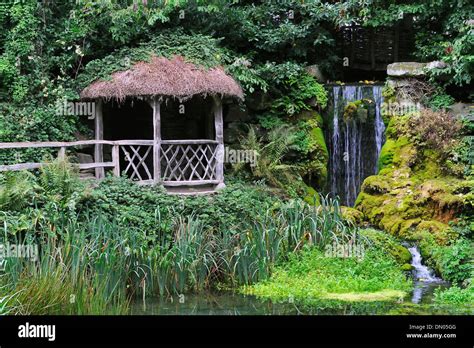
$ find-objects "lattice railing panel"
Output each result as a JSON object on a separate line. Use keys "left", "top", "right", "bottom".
{"left": 161, "top": 143, "right": 218, "bottom": 182}
{"left": 121, "top": 145, "right": 153, "bottom": 181}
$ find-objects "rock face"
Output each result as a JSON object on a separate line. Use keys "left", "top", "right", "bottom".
{"left": 387, "top": 62, "right": 426, "bottom": 77}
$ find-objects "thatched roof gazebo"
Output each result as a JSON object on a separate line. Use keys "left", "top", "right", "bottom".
{"left": 80, "top": 55, "right": 243, "bottom": 192}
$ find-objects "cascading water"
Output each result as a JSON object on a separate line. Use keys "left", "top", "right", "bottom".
{"left": 325, "top": 84, "right": 385, "bottom": 206}
{"left": 407, "top": 245, "right": 447, "bottom": 304}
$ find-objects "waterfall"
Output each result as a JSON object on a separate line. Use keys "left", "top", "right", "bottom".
{"left": 326, "top": 84, "right": 385, "bottom": 206}
{"left": 408, "top": 246, "right": 441, "bottom": 283}
{"left": 407, "top": 245, "right": 445, "bottom": 304}
{"left": 373, "top": 86, "right": 385, "bottom": 172}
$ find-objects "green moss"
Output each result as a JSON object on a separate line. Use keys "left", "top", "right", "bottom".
{"left": 303, "top": 185, "right": 320, "bottom": 206}
{"left": 416, "top": 220, "right": 453, "bottom": 245}
{"left": 401, "top": 263, "right": 414, "bottom": 271}
{"left": 356, "top": 114, "right": 470, "bottom": 247}
{"left": 322, "top": 290, "right": 405, "bottom": 302}
{"left": 310, "top": 125, "right": 329, "bottom": 158}
{"left": 378, "top": 139, "right": 397, "bottom": 170}
{"left": 341, "top": 206, "right": 365, "bottom": 225}
{"left": 361, "top": 175, "right": 391, "bottom": 194}
{"left": 295, "top": 114, "right": 329, "bottom": 189}
{"left": 361, "top": 229, "right": 412, "bottom": 265}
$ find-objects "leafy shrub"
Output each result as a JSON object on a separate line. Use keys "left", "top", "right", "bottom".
{"left": 434, "top": 238, "right": 473, "bottom": 284}
{"left": 427, "top": 92, "right": 455, "bottom": 111}
{"left": 407, "top": 108, "right": 462, "bottom": 159}
{"left": 434, "top": 284, "right": 474, "bottom": 307}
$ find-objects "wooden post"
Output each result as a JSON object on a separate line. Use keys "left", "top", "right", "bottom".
{"left": 213, "top": 97, "right": 225, "bottom": 190}
{"left": 94, "top": 99, "right": 104, "bottom": 179}
{"left": 112, "top": 144, "right": 120, "bottom": 177}
{"left": 57, "top": 147, "right": 66, "bottom": 160}
{"left": 152, "top": 97, "right": 161, "bottom": 184}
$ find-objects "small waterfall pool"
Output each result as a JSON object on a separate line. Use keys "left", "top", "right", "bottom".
{"left": 325, "top": 84, "right": 385, "bottom": 206}
{"left": 407, "top": 245, "right": 450, "bottom": 304}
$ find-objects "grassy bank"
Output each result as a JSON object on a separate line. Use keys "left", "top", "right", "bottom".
{"left": 242, "top": 237, "right": 412, "bottom": 307}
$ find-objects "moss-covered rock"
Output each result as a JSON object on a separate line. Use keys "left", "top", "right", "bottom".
{"left": 361, "top": 229, "right": 412, "bottom": 265}
{"left": 361, "top": 175, "right": 391, "bottom": 194}
{"left": 341, "top": 206, "right": 365, "bottom": 225}
{"left": 355, "top": 114, "right": 471, "bottom": 249}
{"left": 293, "top": 111, "right": 329, "bottom": 190}
{"left": 303, "top": 185, "right": 321, "bottom": 206}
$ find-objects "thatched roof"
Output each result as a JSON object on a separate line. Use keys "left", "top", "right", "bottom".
{"left": 80, "top": 55, "right": 244, "bottom": 101}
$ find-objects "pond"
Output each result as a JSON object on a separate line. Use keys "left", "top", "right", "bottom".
{"left": 129, "top": 288, "right": 468, "bottom": 315}
{"left": 129, "top": 245, "right": 471, "bottom": 316}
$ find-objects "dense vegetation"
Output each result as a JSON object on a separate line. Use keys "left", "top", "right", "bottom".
{"left": 0, "top": 1, "right": 472, "bottom": 315}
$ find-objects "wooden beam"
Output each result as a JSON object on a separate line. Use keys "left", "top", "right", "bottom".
{"left": 153, "top": 97, "right": 161, "bottom": 184}
{"left": 162, "top": 180, "right": 220, "bottom": 186}
{"left": 0, "top": 163, "right": 42, "bottom": 171}
{"left": 112, "top": 145, "right": 120, "bottom": 176}
{"left": 213, "top": 96, "right": 225, "bottom": 189}
{"left": 78, "top": 162, "right": 115, "bottom": 170}
{"left": 0, "top": 162, "right": 115, "bottom": 172}
{"left": 0, "top": 139, "right": 115, "bottom": 149}
{"left": 94, "top": 99, "right": 104, "bottom": 179}
{"left": 161, "top": 139, "right": 218, "bottom": 145}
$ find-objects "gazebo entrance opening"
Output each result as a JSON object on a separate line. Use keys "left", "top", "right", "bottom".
{"left": 103, "top": 98, "right": 154, "bottom": 182}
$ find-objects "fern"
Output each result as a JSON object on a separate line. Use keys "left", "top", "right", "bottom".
{"left": 0, "top": 171, "right": 37, "bottom": 211}
{"left": 235, "top": 125, "right": 302, "bottom": 189}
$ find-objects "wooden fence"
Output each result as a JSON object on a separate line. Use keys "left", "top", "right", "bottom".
{"left": 0, "top": 139, "right": 220, "bottom": 186}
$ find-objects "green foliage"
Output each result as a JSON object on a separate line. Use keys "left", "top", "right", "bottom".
{"left": 0, "top": 171, "right": 37, "bottom": 211}
{"left": 361, "top": 229, "right": 412, "bottom": 266}
{"left": 75, "top": 29, "right": 267, "bottom": 94}
{"left": 434, "top": 284, "right": 474, "bottom": 307}
{"left": 243, "top": 246, "right": 411, "bottom": 306}
{"left": 233, "top": 125, "right": 301, "bottom": 191}
{"left": 427, "top": 92, "right": 455, "bottom": 111}
{"left": 80, "top": 176, "right": 282, "bottom": 237}
{"left": 433, "top": 238, "right": 473, "bottom": 284}
{"left": 257, "top": 62, "right": 328, "bottom": 116}
{"left": 292, "top": 117, "right": 329, "bottom": 189}
{"left": 0, "top": 160, "right": 362, "bottom": 309}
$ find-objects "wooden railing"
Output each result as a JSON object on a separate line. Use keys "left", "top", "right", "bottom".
{"left": 0, "top": 139, "right": 220, "bottom": 186}
{"left": 161, "top": 140, "right": 219, "bottom": 186}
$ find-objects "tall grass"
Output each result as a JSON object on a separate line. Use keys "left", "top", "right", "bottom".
{"left": 0, "top": 164, "right": 363, "bottom": 314}
{"left": 219, "top": 195, "right": 365, "bottom": 285}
